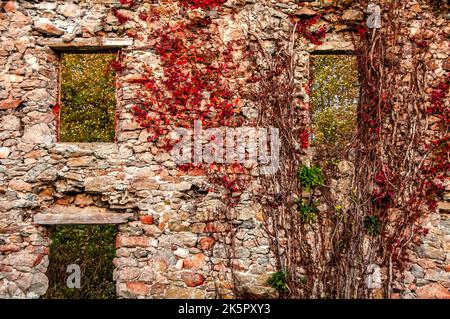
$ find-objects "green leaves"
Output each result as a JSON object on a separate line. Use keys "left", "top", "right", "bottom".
{"left": 266, "top": 270, "right": 289, "bottom": 293}
{"left": 296, "top": 166, "right": 323, "bottom": 223}
{"left": 364, "top": 215, "right": 381, "bottom": 236}
{"left": 297, "top": 165, "right": 324, "bottom": 191}
{"left": 295, "top": 199, "right": 319, "bottom": 224}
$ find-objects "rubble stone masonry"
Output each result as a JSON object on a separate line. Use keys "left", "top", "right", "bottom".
{"left": 0, "top": 0, "right": 448, "bottom": 298}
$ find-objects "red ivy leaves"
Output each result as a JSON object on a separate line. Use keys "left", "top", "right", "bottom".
{"left": 427, "top": 75, "right": 450, "bottom": 116}
{"left": 355, "top": 25, "right": 367, "bottom": 39}
{"left": 180, "top": 0, "right": 226, "bottom": 10}
{"left": 292, "top": 14, "right": 328, "bottom": 46}
{"left": 299, "top": 130, "right": 310, "bottom": 149}
{"left": 119, "top": 0, "right": 135, "bottom": 6}
{"left": 112, "top": 8, "right": 130, "bottom": 24}
{"left": 129, "top": 18, "right": 242, "bottom": 146}
{"left": 421, "top": 75, "right": 450, "bottom": 210}
{"left": 411, "top": 35, "right": 430, "bottom": 48}
{"left": 372, "top": 166, "right": 395, "bottom": 208}
{"left": 109, "top": 58, "right": 124, "bottom": 73}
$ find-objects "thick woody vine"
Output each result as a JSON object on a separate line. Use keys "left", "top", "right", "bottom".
{"left": 244, "top": 0, "right": 448, "bottom": 299}
{"left": 353, "top": 0, "right": 449, "bottom": 298}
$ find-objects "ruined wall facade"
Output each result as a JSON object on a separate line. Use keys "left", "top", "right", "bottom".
{"left": 0, "top": 0, "right": 448, "bottom": 299}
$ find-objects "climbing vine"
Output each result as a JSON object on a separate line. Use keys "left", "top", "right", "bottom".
{"left": 110, "top": 0, "right": 448, "bottom": 299}
{"left": 351, "top": 0, "right": 449, "bottom": 297}
{"left": 247, "top": 0, "right": 449, "bottom": 299}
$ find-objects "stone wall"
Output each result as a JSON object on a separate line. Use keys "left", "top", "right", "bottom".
{"left": 0, "top": 0, "right": 448, "bottom": 299}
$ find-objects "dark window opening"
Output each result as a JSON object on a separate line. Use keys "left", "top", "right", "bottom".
{"left": 59, "top": 53, "right": 117, "bottom": 143}
{"left": 43, "top": 225, "right": 117, "bottom": 299}
{"left": 310, "top": 55, "right": 359, "bottom": 155}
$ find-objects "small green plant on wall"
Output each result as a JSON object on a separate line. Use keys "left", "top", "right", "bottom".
{"left": 297, "top": 165, "right": 324, "bottom": 191}
{"left": 364, "top": 215, "right": 381, "bottom": 236}
{"left": 295, "top": 199, "right": 319, "bottom": 224}
{"left": 298, "top": 275, "right": 308, "bottom": 285}
{"left": 266, "top": 270, "right": 289, "bottom": 293}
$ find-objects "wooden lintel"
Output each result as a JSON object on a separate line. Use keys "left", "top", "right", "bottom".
{"left": 38, "top": 37, "right": 133, "bottom": 52}
{"left": 34, "top": 212, "right": 134, "bottom": 225}
{"left": 308, "top": 41, "right": 355, "bottom": 54}
{"left": 438, "top": 201, "right": 449, "bottom": 214}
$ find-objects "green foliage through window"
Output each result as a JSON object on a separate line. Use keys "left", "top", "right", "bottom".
{"left": 60, "top": 53, "right": 117, "bottom": 142}
{"left": 43, "top": 225, "right": 117, "bottom": 299}
{"left": 310, "top": 55, "right": 359, "bottom": 149}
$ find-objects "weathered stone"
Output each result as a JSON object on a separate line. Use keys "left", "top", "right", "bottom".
{"left": 140, "top": 215, "right": 153, "bottom": 225}
{"left": 342, "top": 9, "right": 364, "bottom": 21}
{"left": 411, "top": 264, "right": 425, "bottom": 278}
{"left": 235, "top": 247, "right": 251, "bottom": 259}
{"left": 191, "top": 223, "right": 206, "bottom": 234}
{"left": 26, "top": 88, "right": 49, "bottom": 103}
{"left": 29, "top": 273, "right": 48, "bottom": 297}
{"left": 294, "top": 8, "right": 317, "bottom": 16}
{"left": 237, "top": 207, "right": 255, "bottom": 220}
{"left": 33, "top": 18, "right": 65, "bottom": 36}
{"left": 416, "top": 283, "right": 450, "bottom": 299}
{"left": 0, "top": 147, "right": 10, "bottom": 159}
{"left": 174, "top": 248, "right": 189, "bottom": 258}
{"left": 67, "top": 156, "right": 95, "bottom": 167}
{"left": 0, "top": 244, "right": 21, "bottom": 253}
{"left": 126, "top": 281, "right": 149, "bottom": 296}
{"left": 154, "top": 152, "right": 171, "bottom": 163}
{"left": 198, "top": 237, "right": 215, "bottom": 250}
{"left": 3, "top": 252, "right": 42, "bottom": 268}
{"left": 115, "top": 267, "right": 140, "bottom": 281}
{"left": 73, "top": 194, "right": 94, "bottom": 207}
{"left": 204, "top": 222, "right": 229, "bottom": 233}
{"left": 84, "top": 176, "right": 116, "bottom": 193}
{"left": 55, "top": 197, "right": 73, "bottom": 206}
{"left": 366, "top": 264, "right": 382, "bottom": 289}
{"left": 0, "top": 99, "right": 21, "bottom": 110}
{"left": 8, "top": 180, "right": 32, "bottom": 192}
{"left": 0, "top": 115, "right": 21, "bottom": 131}
{"left": 138, "top": 267, "right": 155, "bottom": 282}
{"left": 165, "top": 286, "right": 192, "bottom": 299}
{"left": 182, "top": 273, "right": 205, "bottom": 287}
{"left": 417, "top": 244, "right": 446, "bottom": 261}
{"left": 130, "top": 170, "right": 159, "bottom": 191}
{"left": 168, "top": 221, "right": 190, "bottom": 232}
{"left": 22, "top": 124, "right": 52, "bottom": 145}
{"left": 4, "top": 1, "right": 17, "bottom": 12}
{"left": 133, "top": 249, "right": 149, "bottom": 258}
{"left": 81, "top": 15, "right": 103, "bottom": 34}
{"left": 117, "top": 236, "right": 155, "bottom": 248}
{"left": 183, "top": 253, "right": 206, "bottom": 270}
{"left": 416, "top": 259, "right": 437, "bottom": 270}
{"left": 57, "top": 3, "right": 80, "bottom": 18}
{"left": 338, "top": 160, "right": 353, "bottom": 175}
